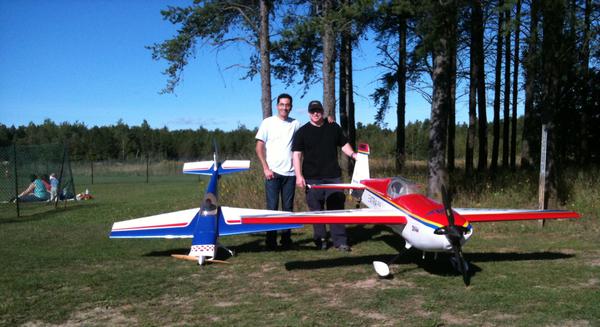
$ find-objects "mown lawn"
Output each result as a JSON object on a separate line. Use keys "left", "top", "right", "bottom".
{"left": 1, "top": 166, "right": 598, "bottom": 326}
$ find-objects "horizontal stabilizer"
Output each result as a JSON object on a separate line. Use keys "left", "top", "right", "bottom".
{"left": 183, "top": 160, "right": 250, "bottom": 175}
{"left": 455, "top": 208, "right": 581, "bottom": 222}
{"left": 183, "top": 161, "right": 215, "bottom": 175}
{"left": 219, "top": 206, "right": 302, "bottom": 236}
{"left": 242, "top": 208, "right": 406, "bottom": 225}
{"left": 218, "top": 160, "right": 250, "bottom": 175}
{"left": 110, "top": 208, "right": 198, "bottom": 238}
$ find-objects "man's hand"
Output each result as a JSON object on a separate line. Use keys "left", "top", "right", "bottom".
{"left": 263, "top": 168, "right": 274, "bottom": 180}
{"left": 296, "top": 175, "right": 306, "bottom": 188}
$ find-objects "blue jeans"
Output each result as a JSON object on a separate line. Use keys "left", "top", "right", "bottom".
{"left": 18, "top": 194, "right": 47, "bottom": 202}
{"left": 305, "top": 177, "right": 348, "bottom": 247}
{"left": 265, "top": 173, "right": 296, "bottom": 246}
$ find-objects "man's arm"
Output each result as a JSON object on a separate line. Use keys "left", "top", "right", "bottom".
{"left": 256, "top": 140, "right": 274, "bottom": 179}
{"left": 293, "top": 151, "right": 305, "bottom": 188}
{"left": 341, "top": 143, "right": 357, "bottom": 160}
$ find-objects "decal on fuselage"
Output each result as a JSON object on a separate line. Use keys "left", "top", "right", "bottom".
{"left": 361, "top": 190, "right": 397, "bottom": 210}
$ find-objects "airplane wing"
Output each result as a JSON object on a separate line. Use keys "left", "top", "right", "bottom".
{"left": 110, "top": 207, "right": 304, "bottom": 238}
{"left": 308, "top": 183, "right": 366, "bottom": 190}
{"left": 110, "top": 208, "right": 198, "bottom": 238}
{"left": 454, "top": 208, "right": 581, "bottom": 222}
{"left": 241, "top": 208, "right": 407, "bottom": 225}
{"left": 218, "top": 206, "right": 303, "bottom": 236}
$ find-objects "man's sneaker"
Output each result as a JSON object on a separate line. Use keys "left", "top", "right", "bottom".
{"left": 315, "top": 238, "right": 328, "bottom": 250}
{"left": 280, "top": 239, "right": 294, "bottom": 250}
{"left": 265, "top": 241, "right": 278, "bottom": 251}
{"left": 335, "top": 245, "right": 352, "bottom": 252}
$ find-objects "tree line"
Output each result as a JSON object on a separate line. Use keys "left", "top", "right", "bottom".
{"left": 150, "top": 0, "right": 599, "bottom": 201}
{"left": 0, "top": 119, "right": 256, "bottom": 161}
{"left": 2, "top": 118, "right": 523, "bottom": 163}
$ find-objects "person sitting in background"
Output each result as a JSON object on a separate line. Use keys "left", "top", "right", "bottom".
{"left": 41, "top": 174, "right": 51, "bottom": 192}
{"left": 49, "top": 173, "right": 59, "bottom": 201}
{"left": 18, "top": 174, "right": 50, "bottom": 202}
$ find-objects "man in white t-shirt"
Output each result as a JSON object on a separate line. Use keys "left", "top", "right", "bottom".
{"left": 255, "top": 93, "right": 301, "bottom": 250}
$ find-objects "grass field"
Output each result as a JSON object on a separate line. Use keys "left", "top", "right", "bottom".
{"left": 1, "top": 162, "right": 599, "bottom": 326}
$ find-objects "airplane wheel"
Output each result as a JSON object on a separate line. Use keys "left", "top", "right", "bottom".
{"left": 198, "top": 256, "right": 206, "bottom": 266}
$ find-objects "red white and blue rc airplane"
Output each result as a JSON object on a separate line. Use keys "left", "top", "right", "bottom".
{"left": 239, "top": 144, "right": 580, "bottom": 285}
{"left": 109, "top": 148, "right": 302, "bottom": 265}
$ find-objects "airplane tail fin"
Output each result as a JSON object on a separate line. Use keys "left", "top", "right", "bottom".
{"left": 349, "top": 143, "right": 370, "bottom": 198}
{"left": 351, "top": 143, "right": 370, "bottom": 184}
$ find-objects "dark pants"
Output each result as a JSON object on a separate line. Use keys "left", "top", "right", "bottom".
{"left": 265, "top": 173, "right": 296, "bottom": 247}
{"left": 18, "top": 194, "right": 47, "bottom": 202}
{"left": 305, "top": 177, "right": 348, "bottom": 247}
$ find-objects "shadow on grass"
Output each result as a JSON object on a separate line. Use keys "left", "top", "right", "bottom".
{"left": 285, "top": 254, "right": 398, "bottom": 270}
{"left": 0, "top": 202, "right": 97, "bottom": 225}
{"left": 225, "top": 232, "right": 320, "bottom": 253}
{"left": 284, "top": 247, "right": 574, "bottom": 280}
{"left": 145, "top": 248, "right": 191, "bottom": 257}
{"left": 231, "top": 236, "right": 329, "bottom": 253}
{"left": 347, "top": 224, "right": 391, "bottom": 246}
{"left": 465, "top": 251, "right": 574, "bottom": 263}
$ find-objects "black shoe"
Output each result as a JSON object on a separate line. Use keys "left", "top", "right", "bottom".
{"left": 265, "top": 241, "right": 278, "bottom": 251}
{"left": 315, "top": 238, "right": 328, "bottom": 250}
{"left": 335, "top": 245, "right": 351, "bottom": 252}
{"left": 280, "top": 239, "right": 293, "bottom": 250}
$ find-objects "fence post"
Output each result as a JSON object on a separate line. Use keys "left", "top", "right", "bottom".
{"left": 54, "top": 143, "right": 68, "bottom": 208}
{"left": 538, "top": 124, "right": 548, "bottom": 227}
{"left": 13, "top": 143, "right": 20, "bottom": 218}
{"left": 66, "top": 143, "right": 75, "bottom": 205}
{"left": 90, "top": 160, "right": 94, "bottom": 185}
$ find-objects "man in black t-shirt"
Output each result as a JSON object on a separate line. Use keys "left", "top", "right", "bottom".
{"left": 292, "top": 100, "right": 357, "bottom": 251}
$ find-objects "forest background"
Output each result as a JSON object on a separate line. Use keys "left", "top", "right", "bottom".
{"left": 3, "top": 0, "right": 599, "bottom": 200}
{"left": 1, "top": 118, "right": 515, "bottom": 163}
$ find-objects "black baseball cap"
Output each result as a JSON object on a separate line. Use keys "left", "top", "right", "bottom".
{"left": 308, "top": 100, "right": 324, "bottom": 112}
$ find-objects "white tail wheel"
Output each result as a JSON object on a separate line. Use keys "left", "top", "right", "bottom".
{"left": 373, "top": 261, "right": 390, "bottom": 277}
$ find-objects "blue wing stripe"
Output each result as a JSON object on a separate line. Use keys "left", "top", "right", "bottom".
{"left": 217, "top": 210, "right": 302, "bottom": 236}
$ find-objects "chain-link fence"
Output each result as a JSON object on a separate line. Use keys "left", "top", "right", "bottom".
{"left": 0, "top": 143, "right": 75, "bottom": 217}
{"left": 70, "top": 157, "right": 187, "bottom": 185}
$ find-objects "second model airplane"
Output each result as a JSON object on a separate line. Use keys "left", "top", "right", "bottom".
{"left": 239, "top": 144, "right": 580, "bottom": 285}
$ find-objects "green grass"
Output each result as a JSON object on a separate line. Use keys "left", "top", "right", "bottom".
{"left": 1, "top": 164, "right": 599, "bottom": 326}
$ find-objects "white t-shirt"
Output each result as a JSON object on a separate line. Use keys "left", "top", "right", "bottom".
{"left": 255, "top": 115, "right": 301, "bottom": 176}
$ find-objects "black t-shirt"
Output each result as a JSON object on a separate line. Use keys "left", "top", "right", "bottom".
{"left": 292, "top": 121, "right": 348, "bottom": 179}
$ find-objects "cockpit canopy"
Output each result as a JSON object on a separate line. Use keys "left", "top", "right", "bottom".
{"left": 386, "top": 177, "right": 420, "bottom": 198}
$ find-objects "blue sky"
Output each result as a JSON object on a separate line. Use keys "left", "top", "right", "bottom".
{"left": 1, "top": 0, "right": 454, "bottom": 132}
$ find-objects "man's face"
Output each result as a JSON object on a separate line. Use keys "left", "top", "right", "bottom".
{"left": 277, "top": 98, "right": 292, "bottom": 119}
{"left": 309, "top": 110, "right": 324, "bottom": 124}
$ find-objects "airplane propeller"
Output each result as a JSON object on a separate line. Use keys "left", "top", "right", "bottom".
{"left": 436, "top": 185, "right": 470, "bottom": 286}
